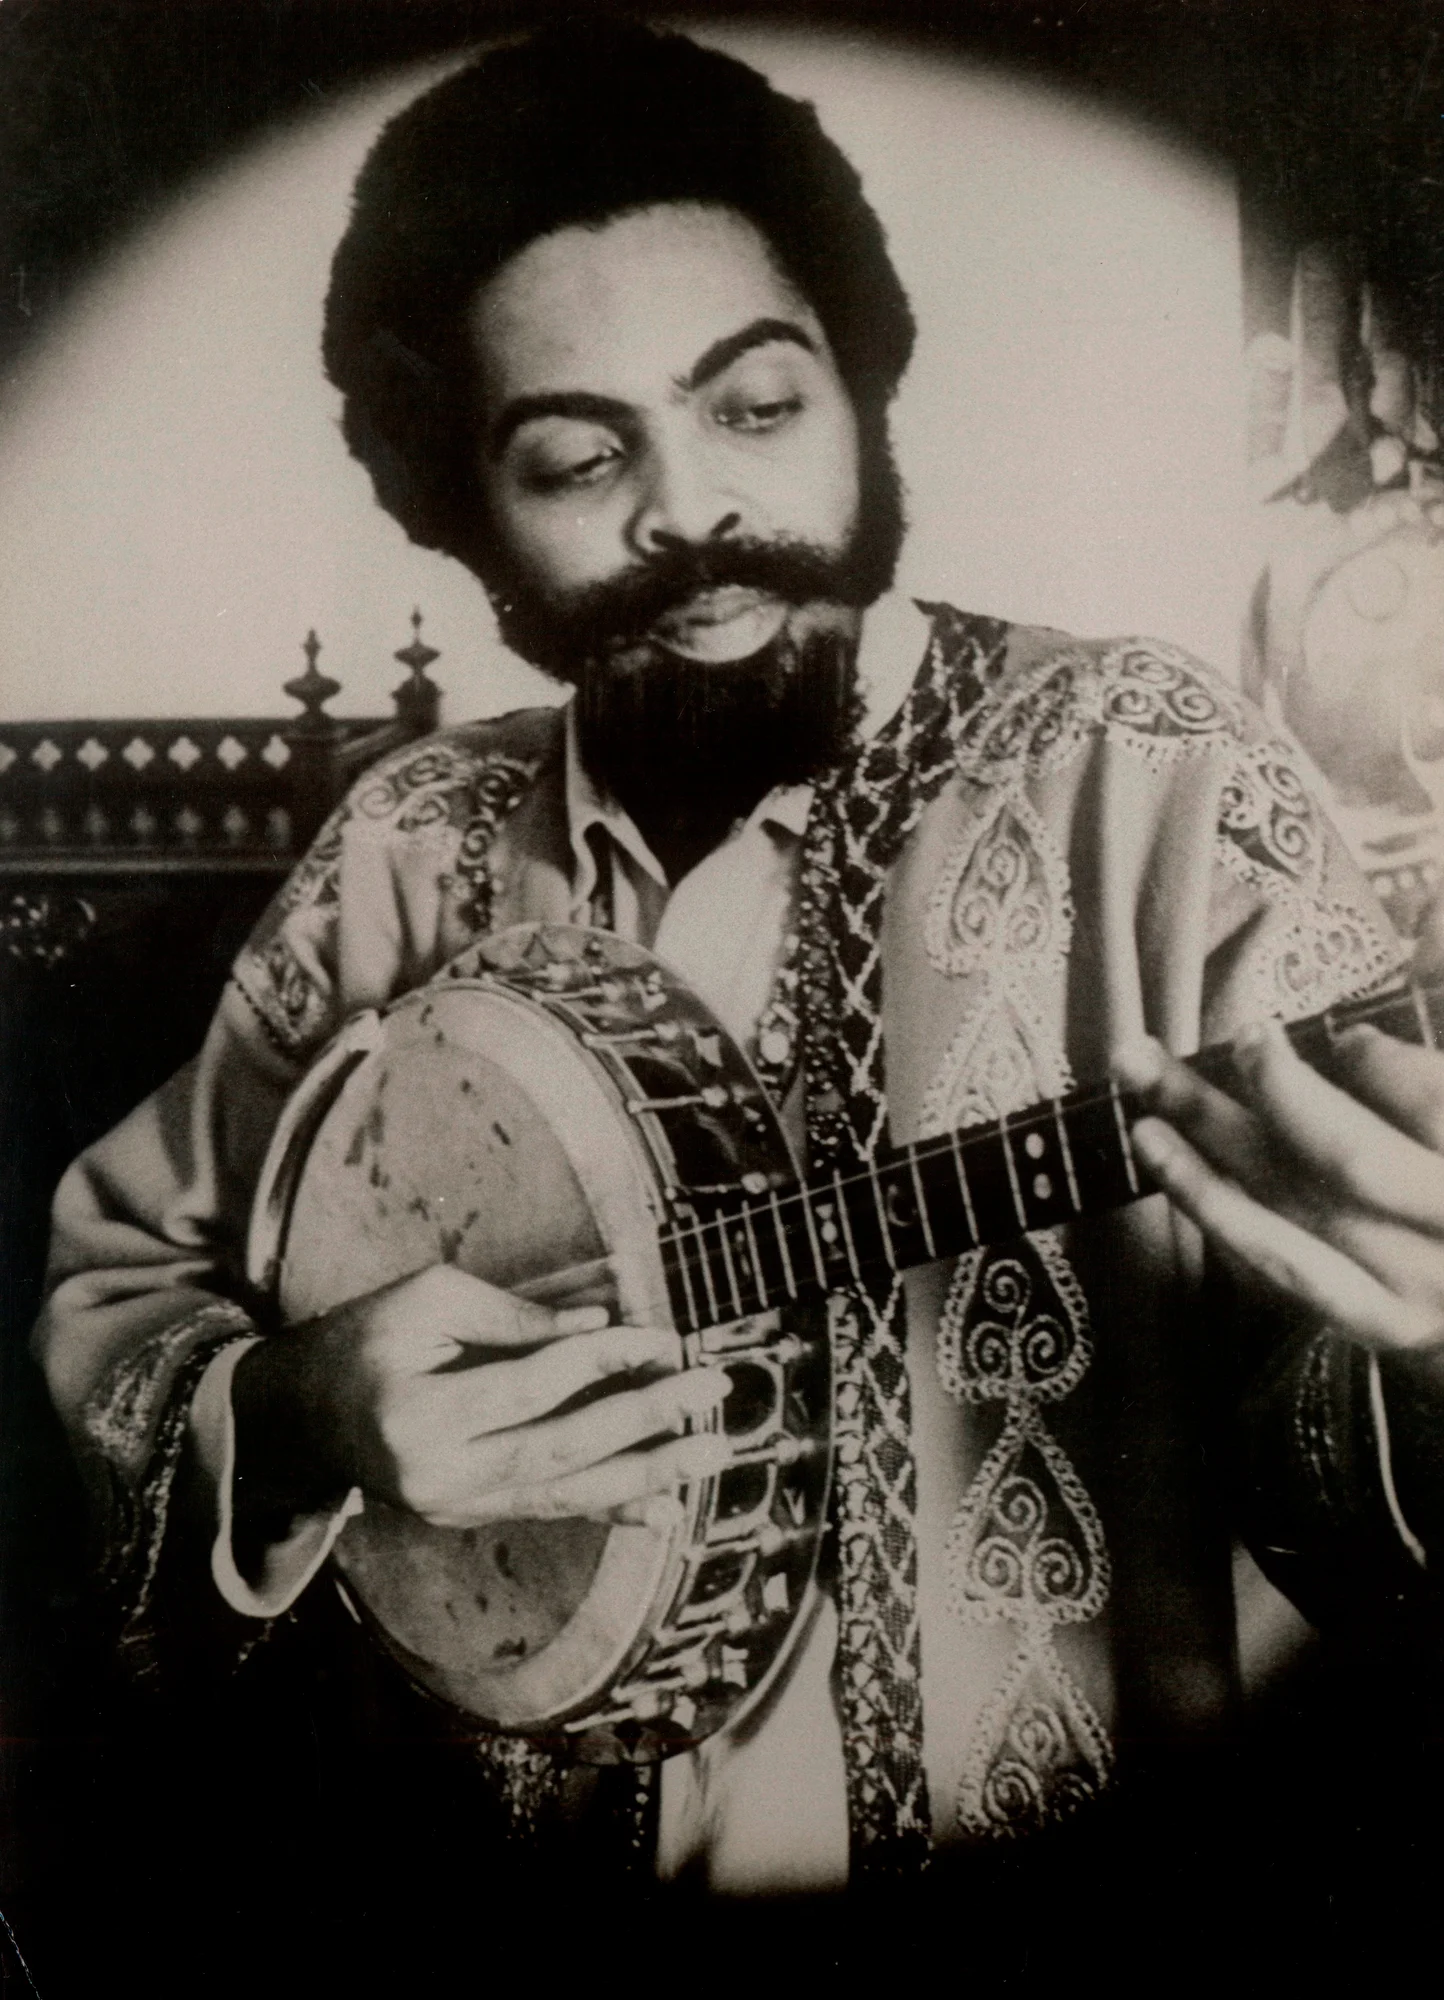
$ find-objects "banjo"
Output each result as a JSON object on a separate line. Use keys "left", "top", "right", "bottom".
{"left": 248, "top": 921, "right": 1438, "bottom": 1763}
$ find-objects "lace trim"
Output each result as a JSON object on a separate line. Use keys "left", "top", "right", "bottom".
{"left": 796, "top": 602, "right": 1011, "bottom": 1873}
{"left": 952, "top": 636, "right": 1251, "bottom": 791}
{"left": 81, "top": 1299, "right": 256, "bottom": 1480}
{"left": 80, "top": 1306, "right": 258, "bottom": 1670}
{"left": 919, "top": 787, "right": 1074, "bottom": 1140}
{"left": 915, "top": 744, "right": 1113, "bottom": 1838}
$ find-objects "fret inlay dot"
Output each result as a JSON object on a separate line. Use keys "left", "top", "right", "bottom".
{"left": 1033, "top": 1173, "right": 1053, "bottom": 1201}
{"left": 1025, "top": 1132, "right": 1046, "bottom": 1159}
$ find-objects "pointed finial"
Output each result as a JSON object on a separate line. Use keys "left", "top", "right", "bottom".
{"left": 392, "top": 608, "right": 442, "bottom": 734}
{"left": 284, "top": 628, "right": 342, "bottom": 737}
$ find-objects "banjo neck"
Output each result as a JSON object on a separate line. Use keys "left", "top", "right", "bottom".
{"left": 658, "top": 973, "right": 1444, "bottom": 1334}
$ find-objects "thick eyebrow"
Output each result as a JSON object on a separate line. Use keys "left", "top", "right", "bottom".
{"left": 680, "top": 317, "right": 817, "bottom": 394}
{"left": 487, "top": 317, "right": 818, "bottom": 459}
{"left": 488, "top": 390, "right": 634, "bottom": 460}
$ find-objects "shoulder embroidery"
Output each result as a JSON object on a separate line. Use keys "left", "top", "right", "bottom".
{"left": 231, "top": 731, "right": 548, "bottom": 1057}
{"left": 955, "top": 635, "right": 1250, "bottom": 789}
{"left": 1212, "top": 743, "right": 1402, "bottom": 1016}
{"left": 1215, "top": 741, "right": 1319, "bottom": 890}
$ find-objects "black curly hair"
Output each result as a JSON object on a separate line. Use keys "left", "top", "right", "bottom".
{"left": 322, "top": 20, "right": 916, "bottom": 581}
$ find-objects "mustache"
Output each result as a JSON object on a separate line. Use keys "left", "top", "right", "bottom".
{"left": 530, "top": 537, "right": 865, "bottom": 660}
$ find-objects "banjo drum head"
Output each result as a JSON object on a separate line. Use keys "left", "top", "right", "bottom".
{"left": 256, "top": 969, "right": 685, "bottom": 1740}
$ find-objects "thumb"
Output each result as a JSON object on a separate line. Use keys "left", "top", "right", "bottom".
{"left": 390, "top": 1263, "right": 609, "bottom": 1352}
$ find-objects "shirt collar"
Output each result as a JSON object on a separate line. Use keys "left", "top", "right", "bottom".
{"left": 562, "top": 589, "right": 933, "bottom": 890}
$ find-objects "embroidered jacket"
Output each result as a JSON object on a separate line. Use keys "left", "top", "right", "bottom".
{"left": 33, "top": 604, "right": 1430, "bottom": 1882}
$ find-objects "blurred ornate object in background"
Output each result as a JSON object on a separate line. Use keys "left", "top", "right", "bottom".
{"left": 1244, "top": 241, "right": 1444, "bottom": 940}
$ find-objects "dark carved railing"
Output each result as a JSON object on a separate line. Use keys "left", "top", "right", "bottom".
{"left": 0, "top": 614, "right": 443, "bottom": 963}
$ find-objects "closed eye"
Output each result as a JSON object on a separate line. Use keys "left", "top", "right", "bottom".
{"left": 526, "top": 448, "right": 623, "bottom": 493}
{"left": 511, "top": 423, "right": 628, "bottom": 494}
{"left": 715, "top": 394, "right": 805, "bottom": 434}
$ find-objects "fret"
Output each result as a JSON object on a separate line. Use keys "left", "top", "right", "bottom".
{"left": 797, "top": 1186, "right": 832, "bottom": 1292}
{"left": 1002, "top": 1106, "right": 1082, "bottom": 1233}
{"left": 715, "top": 1210, "right": 745, "bottom": 1318}
{"left": 737, "top": 1201, "right": 770, "bottom": 1311}
{"left": 833, "top": 1169, "right": 864, "bottom": 1283}
{"left": 869, "top": 1162, "right": 899, "bottom": 1271}
{"left": 870, "top": 1155, "right": 934, "bottom": 1270}
{"left": 665, "top": 1222, "right": 702, "bottom": 1332}
{"left": 831, "top": 1163, "right": 889, "bottom": 1274}
{"left": 768, "top": 1185, "right": 800, "bottom": 1301}
{"left": 1052, "top": 1098, "right": 1081, "bottom": 1213}
{"left": 1060, "top": 1088, "right": 1142, "bottom": 1213}
{"left": 691, "top": 1214, "right": 722, "bottom": 1325}
{"left": 658, "top": 972, "right": 1444, "bottom": 1330}
{"left": 949, "top": 1127, "right": 980, "bottom": 1244}
{"left": 1109, "top": 1078, "right": 1141, "bottom": 1196}
{"left": 954, "top": 1127, "right": 1027, "bottom": 1246}
{"left": 908, "top": 1147, "right": 938, "bottom": 1259}
{"left": 998, "top": 1114, "right": 1028, "bottom": 1231}
{"left": 906, "top": 1132, "right": 974, "bottom": 1255}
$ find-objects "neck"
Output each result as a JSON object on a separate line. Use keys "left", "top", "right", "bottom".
{"left": 609, "top": 767, "right": 776, "bottom": 886}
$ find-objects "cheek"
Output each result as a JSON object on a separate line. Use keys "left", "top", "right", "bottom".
{"left": 482, "top": 479, "right": 630, "bottom": 599}
{"left": 778, "top": 401, "right": 860, "bottom": 545}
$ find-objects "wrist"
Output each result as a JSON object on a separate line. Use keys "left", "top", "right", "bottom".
{"left": 232, "top": 1333, "right": 351, "bottom": 1542}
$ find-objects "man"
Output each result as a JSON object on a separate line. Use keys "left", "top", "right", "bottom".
{"left": 33, "top": 22, "right": 1444, "bottom": 1910}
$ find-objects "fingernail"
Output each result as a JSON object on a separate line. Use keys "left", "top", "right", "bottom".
{"left": 674, "top": 1368, "right": 729, "bottom": 1413}
{"left": 639, "top": 1492, "right": 686, "bottom": 1531}
{"left": 1130, "top": 1116, "right": 1173, "bottom": 1169}
{"left": 1112, "top": 1037, "right": 1166, "bottom": 1093}
{"left": 1237, "top": 1018, "right": 1295, "bottom": 1079}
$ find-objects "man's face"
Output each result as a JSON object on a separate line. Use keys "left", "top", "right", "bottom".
{"left": 467, "top": 202, "right": 864, "bottom": 670}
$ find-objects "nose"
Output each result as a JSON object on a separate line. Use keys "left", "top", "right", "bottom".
{"left": 627, "top": 436, "right": 745, "bottom": 557}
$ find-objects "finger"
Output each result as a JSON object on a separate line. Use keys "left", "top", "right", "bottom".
{"left": 1331, "top": 1023, "right": 1444, "bottom": 1159}
{"left": 1235, "top": 1021, "right": 1444, "bottom": 1228}
{"left": 470, "top": 1366, "right": 729, "bottom": 1492}
{"left": 474, "top": 1431, "right": 733, "bottom": 1525}
{"left": 512, "top": 1258, "right": 618, "bottom": 1313}
{"left": 611, "top": 1492, "right": 687, "bottom": 1529}
{"left": 1112, "top": 1037, "right": 1271, "bottom": 1184}
{"left": 451, "top": 1322, "right": 684, "bottom": 1436}
{"left": 1131, "top": 1115, "right": 1443, "bottom": 1351}
{"left": 401, "top": 1265, "right": 611, "bottom": 1351}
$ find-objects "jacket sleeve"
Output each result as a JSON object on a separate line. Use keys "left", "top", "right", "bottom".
{"left": 1182, "top": 725, "right": 1443, "bottom": 1634}
{"left": 32, "top": 808, "right": 358, "bottom": 1671}
{"left": 31, "top": 725, "right": 545, "bottom": 1678}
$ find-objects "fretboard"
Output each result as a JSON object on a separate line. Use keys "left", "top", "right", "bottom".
{"left": 658, "top": 973, "right": 1444, "bottom": 1333}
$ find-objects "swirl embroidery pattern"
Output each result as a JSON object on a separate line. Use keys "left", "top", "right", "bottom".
{"left": 937, "top": 1242, "right": 1112, "bottom": 1834}
{"left": 918, "top": 711, "right": 1112, "bottom": 1836}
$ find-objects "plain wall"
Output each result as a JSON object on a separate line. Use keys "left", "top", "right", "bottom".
{"left": 0, "top": 24, "right": 1243, "bottom": 720}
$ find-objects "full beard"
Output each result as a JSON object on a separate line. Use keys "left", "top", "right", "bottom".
{"left": 480, "top": 420, "right": 905, "bottom": 839}
{"left": 573, "top": 604, "right": 865, "bottom": 835}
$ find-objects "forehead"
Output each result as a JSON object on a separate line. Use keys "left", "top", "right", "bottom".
{"left": 466, "top": 202, "right": 823, "bottom": 408}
